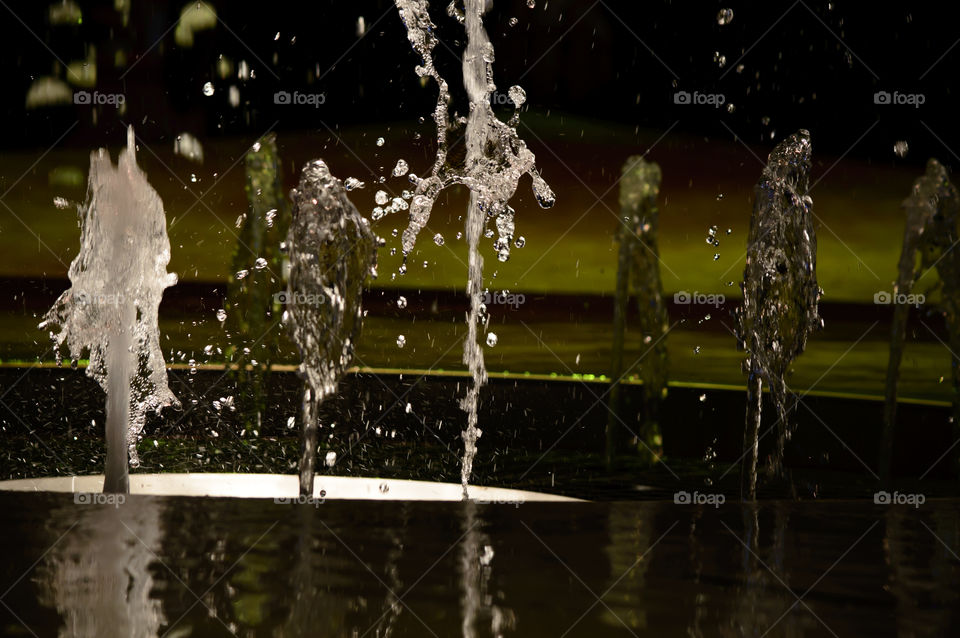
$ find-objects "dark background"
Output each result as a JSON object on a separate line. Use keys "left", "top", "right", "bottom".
{"left": 0, "top": 0, "right": 957, "bottom": 166}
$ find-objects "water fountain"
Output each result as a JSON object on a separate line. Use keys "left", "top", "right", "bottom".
{"left": 38, "top": 126, "right": 179, "bottom": 494}
{"left": 880, "top": 159, "right": 960, "bottom": 480}
{"left": 225, "top": 133, "right": 289, "bottom": 426}
{"left": 285, "top": 159, "right": 377, "bottom": 496}
{"left": 736, "top": 130, "right": 821, "bottom": 500}
{"left": 395, "top": 0, "right": 555, "bottom": 496}
{"left": 607, "top": 155, "right": 668, "bottom": 467}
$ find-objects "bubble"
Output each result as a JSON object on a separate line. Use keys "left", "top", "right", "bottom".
{"left": 486, "top": 332, "right": 498, "bottom": 347}
{"left": 717, "top": 8, "right": 734, "bottom": 25}
{"left": 202, "top": 81, "right": 215, "bottom": 96}
{"left": 396, "top": 334, "right": 406, "bottom": 348}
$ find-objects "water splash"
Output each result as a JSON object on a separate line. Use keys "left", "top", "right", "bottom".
{"left": 736, "top": 130, "right": 821, "bottom": 500}
{"left": 395, "top": 0, "right": 555, "bottom": 497}
{"left": 39, "top": 126, "right": 179, "bottom": 493}
{"left": 880, "top": 159, "right": 960, "bottom": 479}
{"left": 607, "top": 156, "right": 668, "bottom": 467}
{"left": 285, "top": 160, "right": 376, "bottom": 496}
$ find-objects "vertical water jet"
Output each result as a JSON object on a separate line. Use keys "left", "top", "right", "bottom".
{"left": 40, "top": 126, "right": 179, "bottom": 493}
{"left": 736, "top": 130, "right": 820, "bottom": 500}
{"left": 395, "top": 0, "right": 555, "bottom": 497}
{"left": 285, "top": 160, "right": 376, "bottom": 496}
{"left": 880, "top": 159, "right": 960, "bottom": 480}
{"left": 607, "top": 155, "right": 667, "bottom": 467}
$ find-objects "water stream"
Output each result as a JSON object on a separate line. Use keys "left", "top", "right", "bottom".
{"left": 39, "top": 126, "right": 179, "bottom": 493}
{"left": 285, "top": 159, "right": 377, "bottom": 496}
{"left": 395, "top": 0, "right": 555, "bottom": 497}
{"left": 737, "top": 130, "right": 821, "bottom": 500}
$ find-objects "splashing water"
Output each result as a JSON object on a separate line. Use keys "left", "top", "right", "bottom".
{"left": 285, "top": 160, "right": 376, "bottom": 496}
{"left": 395, "top": 0, "right": 555, "bottom": 498}
{"left": 736, "top": 130, "right": 821, "bottom": 500}
{"left": 881, "top": 159, "right": 960, "bottom": 479}
{"left": 39, "top": 126, "right": 179, "bottom": 493}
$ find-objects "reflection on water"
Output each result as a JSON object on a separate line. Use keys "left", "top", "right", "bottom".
{"left": 0, "top": 495, "right": 958, "bottom": 636}
{"left": 37, "top": 497, "right": 165, "bottom": 638}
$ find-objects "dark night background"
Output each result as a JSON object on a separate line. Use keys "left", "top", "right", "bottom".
{"left": 0, "top": 0, "right": 958, "bottom": 168}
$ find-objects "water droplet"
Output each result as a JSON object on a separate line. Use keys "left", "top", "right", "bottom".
{"left": 717, "top": 7, "right": 734, "bottom": 25}
{"left": 893, "top": 140, "right": 909, "bottom": 158}
{"left": 203, "top": 344, "right": 214, "bottom": 355}
{"left": 397, "top": 296, "right": 407, "bottom": 309}
{"left": 694, "top": 346, "right": 701, "bottom": 354}
{"left": 344, "top": 177, "right": 365, "bottom": 191}
{"left": 375, "top": 190, "right": 389, "bottom": 205}
{"left": 396, "top": 334, "right": 406, "bottom": 348}
{"left": 699, "top": 393, "right": 707, "bottom": 402}
{"left": 376, "top": 137, "right": 385, "bottom": 147}
{"left": 202, "top": 81, "right": 215, "bottom": 96}
{"left": 254, "top": 257, "right": 268, "bottom": 270}
{"left": 508, "top": 16, "right": 518, "bottom": 26}
{"left": 514, "top": 236, "right": 525, "bottom": 248}
{"left": 434, "top": 233, "right": 445, "bottom": 246}
{"left": 526, "top": 0, "right": 535, "bottom": 7}
{"left": 508, "top": 85, "right": 526, "bottom": 107}
{"left": 713, "top": 253, "right": 720, "bottom": 261}
{"left": 486, "top": 332, "right": 498, "bottom": 347}
{"left": 379, "top": 482, "right": 390, "bottom": 494}
{"left": 324, "top": 451, "right": 337, "bottom": 467}
{"left": 216, "top": 309, "right": 227, "bottom": 322}
{"left": 235, "top": 269, "right": 249, "bottom": 280}
{"left": 392, "top": 159, "right": 409, "bottom": 177}
{"left": 287, "top": 416, "right": 296, "bottom": 429}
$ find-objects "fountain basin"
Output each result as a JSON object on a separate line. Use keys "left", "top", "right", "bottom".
{"left": 0, "top": 473, "right": 583, "bottom": 502}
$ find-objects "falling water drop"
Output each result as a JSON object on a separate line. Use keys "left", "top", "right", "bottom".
{"left": 397, "top": 296, "right": 407, "bottom": 309}
{"left": 434, "top": 233, "right": 445, "bottom": 246}
{"left": 717, "top": 8, "right": 734, "bottom": 25}
{"left": 396, "top": 334, "right": 406, "bottom": 348}
{"left": 202, "top": 81, "right": 215, "bottom": 96}
{"left": 486, "top": 332, "right": 498, "bottom": 347}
